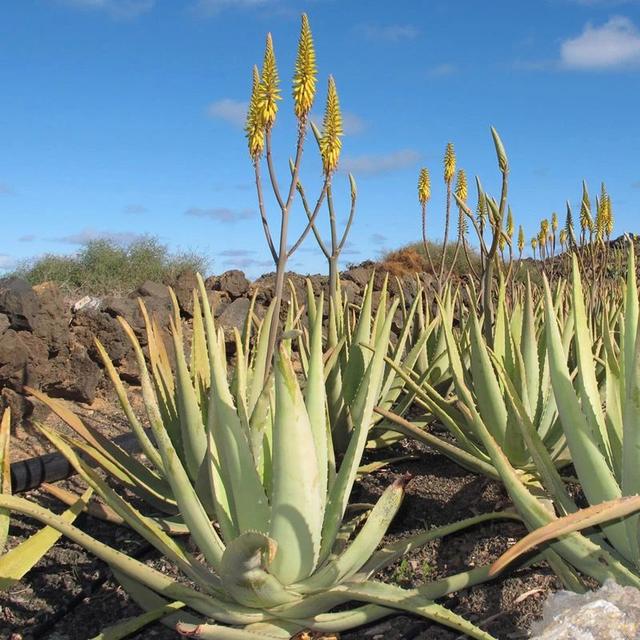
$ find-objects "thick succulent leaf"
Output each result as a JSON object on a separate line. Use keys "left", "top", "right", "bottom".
{"left": 94, "top": 340, "right": 164, "bottom": 472}
{"left": 197, "top": 276, "right": 270, "bottom": 536}
{"left": 269, "top": 344, "right": 323, "bottom": 584}
{"left": 334, "top": 581, "right": 496, "bottom": 640}
{"left": 0, "top": 487, "right": 92, "bottom": 590}
{"left": 490, "top": 495, "right": 640, "bottom": 577}
{"left": 40, "top": 426, "right": 219, "bottom": 592}
{"left": 221, "top": 532, "right": 300, "bottom": 608}
{"left": 0, "top": 494, "right": 268, "bottom": 624}
{"left": 27, "top": 387, "right": 171, "bottom": 502}
{"left": 42, "top": 483, "right": 124, "bottom": 525}
{"left": 113, "top": 569, "right": 201, "bottom": 630}
{"left": 171, "top": 321, "right": 207, "bottom": 481}
{"left": 543, "top": 276, "right": 632, "bottom": 560}
{"left": 321, "top": 301, "right": 399, "bottom": 560}
{"left": 468, "top": 310, "right": 508, "bottom": 447}
{"left": 570, "top": 256, "right": 612, "bottom": 465}
{"left": 298, "top": 476, "right": 406, "bottom": 593}
{"left": 0, "top": 410, "right": 10, "bottom": 551}
{"left": 621, "top": 242, "right": 640, "bottom": 559}
{"left": 175, "top": 622, "right": 292, "bottom": 639}
{"left": 122, "top": 312, "right": 227, "bottom": 570}
{"left": 90, "top": 601, "right": 186, "bottom": 640}
{"left": 305, "top": 291, "right": 330, "bottom": 506}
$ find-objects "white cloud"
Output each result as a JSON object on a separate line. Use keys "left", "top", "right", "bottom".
{"left": 207, "top": 99, "right": 248, "bottom": 128}
{"left": 219, "top": 249, "right": 254, "bottom": 257}
{"left": 55, "top": 228, "right": 145, "bottom": 245}
{"left": 357, "top": 24, "right": 420, "bottom": 43}
{"left": 340, "top": 149, "right": 421, "bottom": 175}
{"left": 311, "top": 110, "right": 366, "bottom": 136}
{"left": 569, "top": 0, "right": 640, "bottom": 5}
{"left": 57, "top": 0, "right": 155, "bottom": 19}
{"left": 428, "top": 63, "right": 458, "bottom": 77}
{"left": 123, "top": 203, "right": 147, "bottom": 214}
{"left": 0, "top": 255, "right": 16, "bottom": 270}
{"left": 561, "top": 16, "right": 640, "bottom": 69}
{"left": 192, "top": 0, "right": 272, "bottom": 16}
{"left": 185, "top": 207, "right": 254, "bottom": 223}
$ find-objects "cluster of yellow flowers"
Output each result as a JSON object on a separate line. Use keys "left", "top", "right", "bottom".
{"left": 245, "top": 14, "right": 343, "bottom": 176}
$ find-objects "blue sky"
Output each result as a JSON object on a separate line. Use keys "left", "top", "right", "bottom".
{"left": 1, "top": 0, "right": 640, "bottom": 277}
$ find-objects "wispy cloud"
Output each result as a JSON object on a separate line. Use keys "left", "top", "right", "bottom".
{"left": 568, "top": 0, "right": 640, "bottom": 5}
{"left": 57, "top": 0, "right": 155, "bottom": 19}
{"left": 192, "top": 0, "right": 272, "bottom": 17}
{"left": 185, "top": 206, "right": 254, "bottom": 223}
{"left": 223, "top": 256, "right": 272, "bottom": 269}
{"left": 54, "top": 228, "right": 145, "bottom": 245}
{"left": 213, "top": 182, "right": 253, "bottom": 192}
{"left": 0, "top": 255, "right": 15, "bottom": 270}
{"left": 370, "top": 233, "right": 387, "bottom": 246}
{"left": 340, "top": 149, "right": 421, "bottom": 176}
{"left": 123, "top": 203, "right": 147, "bottom": 214}
{"left": 357, "top": 23, "right": 420, "bottom": 43}
{"left": 219, "top": 249, "right": 254, "bottom": 257}
{"left": 311, "top": 110, "right": 366, "bottom": 136}
{"left": 0, "top": 182, "right": 14, "bottom": 195}
{"left": 427, "top": 63, "right": 458, "bottom": 77}
{"left": 18, "top": 234, "right": 37, "bottom": 242}
{"left": 207, "top": 98, "right": 248, "bottom": 128}
{"left": 560, "top": 16, "right": 640, "bottom": 69}
{"left": 632, "top": 179, "right": 640, "bottom": 189}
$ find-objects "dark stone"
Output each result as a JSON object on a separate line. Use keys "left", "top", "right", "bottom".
{"left": 217, "top": 298, "right": 252, "bottom": 350}
{"left": 32, "top": 281, "right": 71, "bottom": 351}
{"left": 0, "top": 277, "right": 40, "bottom": 331}
{"left": 216, "top": 270, "right": 250, "bottom": 300}
{"left": 171, "top": 271, "right": 199, "bottom": 317}
{"left": 0, "top": 328, "right": 49, "bottom": 390}
{"left": 136, "top": 281, "right": 170, "bottom": 299}
{"left": 42, "top": 341, "right": 101, "bottom": 404}
{"left": 342, "top": 262, "right": 375, "bottom": 288}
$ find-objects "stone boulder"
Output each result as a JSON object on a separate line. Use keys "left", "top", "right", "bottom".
{"left": 531, "top": 580, "right": 640, "bottom": 640}
{"left": 207, "top": 269, "right": 251, "bottom": 301}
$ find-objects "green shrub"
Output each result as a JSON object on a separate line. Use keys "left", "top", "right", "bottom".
{"left": 11, "top": 237, "right": 209, "bottom": 295}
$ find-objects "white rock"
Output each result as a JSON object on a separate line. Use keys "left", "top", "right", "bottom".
{"left": 531, "top": 580, "right": 640, "bottom": 640}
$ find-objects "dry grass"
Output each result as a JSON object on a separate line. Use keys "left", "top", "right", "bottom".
{"left": 380, "top": 241, "right": 482, "bottom": 277}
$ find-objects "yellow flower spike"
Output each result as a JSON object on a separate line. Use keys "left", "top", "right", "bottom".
{"left": 319, "top": 75, "right": 343, "bottom": 175}
{"left": 506, "top": 208, "right": 514, "bottom": 238}
{"left": 580, "top": 181, "right": 593, "bottom": 232}
{"left": 418, "top": 168, "right": 431, "bottom": 205}
{"left": 540, "top": 218, "right": 549, "bottom": 238}
{"left": 538, "top": 229, "right": 546, "bottom": 247}
{"left": 559, "top": 228, "right": 567, "bottom": 247}
{"left": 551, "top": 211, "right": 558, "bottom": 233}
{"left": 606, "top": 196, "right": 614, "bottom": 236}
{"left": 444, "top": 142, "right": 456, "bottom": 183}
{"left": 518, "top": 225, "right": 525, "bottom": 253}
{"left": 258, "top": 32, "right": 281, "bottom": 129}
{"left": 531, "top": 237, "right": 538, "bottom": 251}
{"left": 454, "top": 169, "right": 467, "bottom": 203}
{"left": 245, "top": 65, "right": 265, "bottom": 161}
{"left": 292, "top": 14, "right": 317, "bottom": 121}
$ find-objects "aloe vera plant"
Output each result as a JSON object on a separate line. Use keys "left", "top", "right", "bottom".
{"left": 440, "top": 241, "right": 640, "bottom": 590}
{"left": 0, "top": 283, "right": 511, "bottom": 639}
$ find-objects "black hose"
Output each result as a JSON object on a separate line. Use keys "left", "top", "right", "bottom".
{"left": 9, "top": 430, "right": 142, "bottom": 493}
